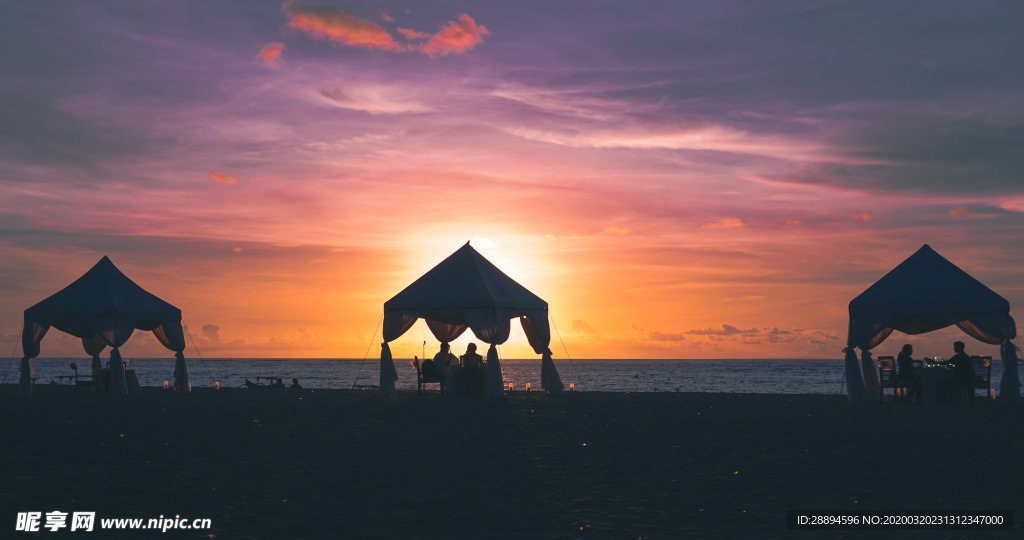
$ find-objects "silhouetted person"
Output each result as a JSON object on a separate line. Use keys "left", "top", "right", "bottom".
{"left": 433, "top": 342, "right": 457, "bottom": 377}
{"left": 291, "top": 378, "right": 302, "bottom": 390}
{"left": 949, "top": 341, "right": 976, "bottom": 402}
{"left": 460, "top": 343, "right": 484, "bottom": 396}
{"left": 272, "top": 377, "right": 286, "bottom": 389}
{"left": 461, "top": 343, "right": 483, "bottom": 369}
{"left": 896, "top": 344, "right": 920, "bottom": 400}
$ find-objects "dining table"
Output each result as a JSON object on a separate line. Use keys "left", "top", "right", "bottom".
{"left": 917, "top": 359, "right": 953, "bottom": 403}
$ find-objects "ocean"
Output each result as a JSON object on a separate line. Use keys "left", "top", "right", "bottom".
{"left": 4, "top": 357, "right": 1008, "bottom": 395}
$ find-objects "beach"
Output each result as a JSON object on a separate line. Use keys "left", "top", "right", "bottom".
{"left": 4, "top": 386, "right": 1022, "bottom": 539}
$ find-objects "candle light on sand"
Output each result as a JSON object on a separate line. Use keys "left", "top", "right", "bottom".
{"left": 188, "top": 383, "right": 192, "bottom": 392}
{"left": 214, "top": 380, "right": 221, "bottom": 391}
{"left": 989, "top": 388, "right": 996, "bottom": 400}
{"left": 569, "top": 383, "right": 575, "bottom": 392}
{"left": 508, "top": 382, "right": 514, "bottom": 391}
{"left": 162, "top": 380, "right": 169, "bottom": 390}
{"left": 526, "top": 383, "right": 531, "bottom": 392}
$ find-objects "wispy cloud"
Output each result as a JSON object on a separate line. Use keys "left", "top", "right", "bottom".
{"left": 316, "top": 84, "right": 429, "bottom": 114}
{"left": 207, "top": 171, "right": 239, "bottom": 185}
{"left": 700, "top": 218, "right": 745, "bottom": 230}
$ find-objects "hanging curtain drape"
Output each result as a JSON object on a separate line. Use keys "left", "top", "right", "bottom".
{"left": 173, "top": 352, "right": 189, "bottom": 392}
{"left": 1000, "top": 341, "right": 1020, "bottom": 403}
{"left": 860, "top": 349, "right": 879, "bottom": 398}
{"left": 108, "top": 348, "right": 128, "bottom": 398}
{"left": 425, "top": 320, "right": 468, "bottom": 343}
{"left": 520, "top": 312, "right": 563, "bottom": 393}
{"left": 843, "top": 347, "right": 866, "bottom": 403}
{"left": 379, "top": 342, "right": 397, "bottom": 395}
{"left": 18, "top": 321, "right": 49, "bottom": 398}
{"left": 82, "top": 336, "right": 106, "bottom": 391}
{"left": 378, "top": 313, "right": 416, "bottom": 396}
{"left": 153, "top": 322, "right": 186, "bottom": 352}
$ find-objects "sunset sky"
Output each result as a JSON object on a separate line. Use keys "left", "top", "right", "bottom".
{"left": 2, "top": 1, "right": 1022, "bottom": 360}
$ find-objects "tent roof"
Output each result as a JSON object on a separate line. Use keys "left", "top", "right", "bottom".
{"left": 25, "top": 256, "right": 181, "bottom": 325}
{"left": 849, "top": 244, "right": 1010, "bottom": 317}
{"left": 385, "top": 243, "right": 547, "bottom": 311}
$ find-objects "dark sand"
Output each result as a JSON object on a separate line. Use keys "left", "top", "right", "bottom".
{"left": 3, "top": 386, "right": 1022, "bottom": 539}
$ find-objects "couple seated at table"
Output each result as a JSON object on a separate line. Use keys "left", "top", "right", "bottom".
{"left": 431, "top": 341, "right": 486, "bottom": 396}
{"left": 896, "top": 341, "right": 978, "bottom": 401}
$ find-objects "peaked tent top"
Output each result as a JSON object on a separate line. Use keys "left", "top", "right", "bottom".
{"left": 25, "top": 256, "right": 181, "bottom": 326}
{"left": 385, "top": 242, "right": 547, "bottom": 311}
{"left": 849, "top": 244, "right": 1010, "bottom": 317}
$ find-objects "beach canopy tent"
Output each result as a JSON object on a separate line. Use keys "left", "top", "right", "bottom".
{"left": 844, "top": 244, "right": 1019, "bottom": 403}
{"left": 19, "top": 256, "right": 189, "bottom": 398}
{"left": 379, "top": 242, "right": 563, "bottom": 396}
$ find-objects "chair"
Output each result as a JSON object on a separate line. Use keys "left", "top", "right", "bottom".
{"left": 972, "top": 356, "right": 993, "bottom": 401}
{"left": 71, "top": 363, "right": 96, "bottom": 395}
{"left": 877, "top": 356, "right": 911, "bottom": 403}
{"left": 458, "top": 355, "right": 485, "bottom": 397}
{"left": 414, "top": 358, "right": 445, "bottom": 395}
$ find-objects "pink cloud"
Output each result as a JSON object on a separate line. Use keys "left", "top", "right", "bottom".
{"left": 422, "top": 14, "right": 489, "bottom": 57}
{"left": 284, "top": 3, "right": 402, "bottom": 51}
{"left": 256, "top": 42, "right": 285, "bottom": 66}
{"left": 701, "top": 217, "right": 745, "bottom": 230}
{"left": 397, "top": 27, "right": 430, "bottom": 41}
{"left": 852, "top": 211, "right": 873, "bottom": 222}
{"left": 283, "top": 4, "right": 488, "bottom": 57}
{"left": 208, "top": 171, "right": 239, "bottom": 185}
{"left": 948, "top": 207, "right": 977, "bottom": 219}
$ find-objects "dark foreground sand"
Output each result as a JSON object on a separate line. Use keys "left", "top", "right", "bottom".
{"left": 3, "top": 386, "right": 1022, "bottom": 539}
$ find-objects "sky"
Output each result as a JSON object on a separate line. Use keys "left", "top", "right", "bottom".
{"left": 1, "top": 1, "right": 1022, "bottom": 360}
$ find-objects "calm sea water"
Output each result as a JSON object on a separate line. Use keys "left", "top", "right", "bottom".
{"left": 4, "top": 357, "right": 1008, "bottom": 395}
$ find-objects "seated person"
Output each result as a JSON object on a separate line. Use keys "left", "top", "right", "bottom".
{"left": 461, "top": 343, "right": 483, "bottom": 369}
{"left": 895, "top": 344, "right": 921, "bottom": 399}
{"left": 460, "top": 343, "right": 485, "bottom": 395}
{"left": 432, "top": 342, "right": 458, "bottom": 378}
{"left": 948, "top": 341, "right": 977, "bottom": 401}
{"left": 291, "top": 378, "right": 302, "bottom": 390}
{"left": 949, "top": 341, "right": 975, "bottom": 382}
